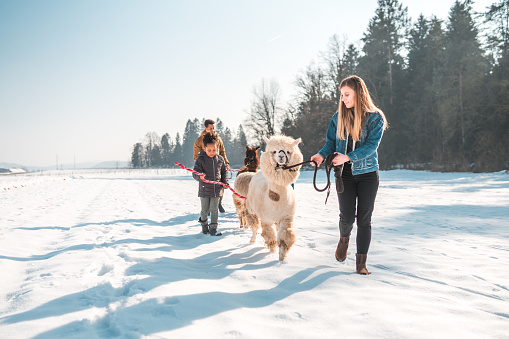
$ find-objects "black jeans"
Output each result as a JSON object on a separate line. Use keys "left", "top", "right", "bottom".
{"left": 337, "top": 164, "right": 379, "bottom": 255}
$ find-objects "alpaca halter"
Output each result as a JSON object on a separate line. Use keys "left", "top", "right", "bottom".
{"left": 276, "top": 163, "right": 299, "bottom": 172}
{"left": 276, "top": 150, "right": 289, "bottom": 165}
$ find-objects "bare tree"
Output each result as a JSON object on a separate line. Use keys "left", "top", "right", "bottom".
{"left": 144, "top": 132, "right": 160, "bottom": 167}
{"left": 244, "top": 79, "right": 282, "bottom": 143}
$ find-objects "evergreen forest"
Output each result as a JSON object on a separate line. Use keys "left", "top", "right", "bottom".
{"left": 132, "top": 0, "right": 509, "bottom": 172}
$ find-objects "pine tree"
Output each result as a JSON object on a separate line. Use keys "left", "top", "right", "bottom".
{"left": 131, "top": 143, "right": 144, "bottom": 168}
{"left": 222, "top": 127, "right": 233, "bottom": 159}
{"left": 344, "top": 44, "right": 359, "bottom": 77}
{"left": 215, "top": 118, "right": 225, "bottom": 138}
{"left": 150, "top": 145, "right": 162, "bottom": 167}
{"left": 475, "top": 0, "right": 509, "bottom": 171}
{"left": 173, "top": 132, "right": 183, "bottom": 166}
{"left": 484, "top": 0, "right": 509, "bottom": 58}
{"left": 405, "top": 15, "right": 445, "bottom": 167}
{"left": 233, "top": 124, "right": 248, "bottom": 166}
{"left": 358, "top": 0, "right": 409, "bottom": 168}
{"left": 182, "top": 119, "right": 200, "bottom": 166}
{"left": 161, "top": 133, "right": 173, "bottom": 167}
{"left": 359, "top": 0, "right": 409, "bottom": 106}
{"left": 439, "top": 0, "right": 486, "bottom": 168}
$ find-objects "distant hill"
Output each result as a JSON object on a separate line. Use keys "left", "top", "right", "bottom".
{"left": 91, "top": 161, "right": 129, "bottom": 169}
{"left": 0, "top": 162, "right": 29, "bottom": 171}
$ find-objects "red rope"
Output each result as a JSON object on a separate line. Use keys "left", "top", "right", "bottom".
{"left": 175, "top": 162, "right": 246, "bottom": 199}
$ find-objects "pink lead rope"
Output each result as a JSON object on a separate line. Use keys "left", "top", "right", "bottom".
{"left": 175, "top": 162, "right": 246, "bottom": 199}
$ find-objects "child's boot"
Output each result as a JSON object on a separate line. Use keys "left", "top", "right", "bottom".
{"left": 209, "top": 223, "right": 217, "bottom": 236}
{"left": 208, "top": 223, "right": 221, "bottom": 236}
{"left": 199, "top": 218, "right": 209, "bottom": 234}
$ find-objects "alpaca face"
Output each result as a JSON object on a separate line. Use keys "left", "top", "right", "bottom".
{"left": 262, "top": 136, "right": 302, "bottom": 168}
{"left": 245, "top": 146, "right": 260, "bottom": 164}
{"left": 274, "top": 149, "right": 291, "bottom": 166}
{"left": 261, "top": 135, "right": 303, "bottom": 187}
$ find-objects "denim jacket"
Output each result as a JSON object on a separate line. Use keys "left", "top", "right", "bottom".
{"left": 318, "top": 111, "right": 385, "bottom": 175}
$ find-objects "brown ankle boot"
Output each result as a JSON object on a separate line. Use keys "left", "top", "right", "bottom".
{"left": 356, "top": 253, "right": 370, "bottom": 275}
{"left": 335, "top": 236, "right": 349, "bottom": 262}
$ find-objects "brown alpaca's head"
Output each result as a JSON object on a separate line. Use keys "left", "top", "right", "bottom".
{"left": 245, "top": 146, "right": 260, "bottom": 168}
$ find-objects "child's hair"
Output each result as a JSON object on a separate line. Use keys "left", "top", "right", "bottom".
{"left": 203, "top": 132, "right": 218, "bottom": 148}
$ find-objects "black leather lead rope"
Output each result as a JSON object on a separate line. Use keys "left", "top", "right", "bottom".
{"left": 281, "top": 153, "right": 343, "bottom": 204}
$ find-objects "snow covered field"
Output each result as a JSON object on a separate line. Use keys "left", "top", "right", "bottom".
{"left": 1, "top": 169, "right": 508, "bottom": 338}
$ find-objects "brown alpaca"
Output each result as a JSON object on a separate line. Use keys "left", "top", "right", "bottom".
{"left": 238, "top": 146, "right": 260, "bottom": 174}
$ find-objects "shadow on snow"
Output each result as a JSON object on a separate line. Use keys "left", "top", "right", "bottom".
{"left": 28, "top": 266, "right": 343, "bottom": 338}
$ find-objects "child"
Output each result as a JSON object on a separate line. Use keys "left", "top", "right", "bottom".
{"left": 193, "top": 132, "right": 228, "bottom": 236}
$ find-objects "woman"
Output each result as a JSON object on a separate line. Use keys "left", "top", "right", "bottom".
{"left": 311, "top": 75, "right": 387, "bottom": 275}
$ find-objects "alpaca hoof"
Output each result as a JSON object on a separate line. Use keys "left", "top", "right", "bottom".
{"left": 279, "top": 250, "right": 287, "bottom": 261}
{"left": 278, "top": 242, "right": 288, "bottom": 261}
{"left": 266, "top": 240, "right": 277, "bottom": 252}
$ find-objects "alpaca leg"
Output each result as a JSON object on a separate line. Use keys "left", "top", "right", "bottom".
{"left": 233, "top": 196, "right": 244, "bottom": 227}
{"left": 245, "top": 212, "right": 260, "bottom": 243}
{"left": 250, "top": 217, "right": 260, "bottom": 243}
{"left": 240, "top": 203, "right": 247, "bottom": 227}
{"left": 261, "top": 222, "right": 277, "bottom": 252}
{"left": 277, "top": 217, "right": 296, "bottom": 261}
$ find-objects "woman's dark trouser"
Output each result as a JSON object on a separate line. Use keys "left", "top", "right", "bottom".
{"left": 337, "top": 168, "right": 379, "bottom": 255}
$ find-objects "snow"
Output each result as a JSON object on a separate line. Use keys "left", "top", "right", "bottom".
{"left": 1, "top": 169, "right": 508, "bottom": 338}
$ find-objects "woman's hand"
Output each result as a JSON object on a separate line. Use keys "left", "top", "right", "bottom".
{"left": 332, "top": 153, "right": 350, "bottom": 166}
{"left": 310, "top": 154, "right": 324, "bottom": 167}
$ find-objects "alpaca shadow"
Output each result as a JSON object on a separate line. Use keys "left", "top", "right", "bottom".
{"left": 30, "top": 266, "right": 344, "bottom": 338}
{"left": 12, "top": 213, "right": 200, "bottom": 232}
{"left": 73, "top": 213, "right": 200, "bottom": 229}
{"left": 0, "top": 247, "right": 277, "bottom": 327}
{"left": 1, "top": 214, "right": 202, "bottom": 262}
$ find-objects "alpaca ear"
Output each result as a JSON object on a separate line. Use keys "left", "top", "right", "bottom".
{"left": 259, "top": 151, "right": 266, "bottom": 162}
{"left": 293, "top": 138, "right": 302, "bottom": 147}
{"left": 262, "top": 136, "right": 270, "bottom": 145}
{"left": 255, "top": 146, "right": 260, "bottom": 150}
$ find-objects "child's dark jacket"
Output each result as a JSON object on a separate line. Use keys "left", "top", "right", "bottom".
{"left": 193, "top": 150, "right": 228, "bottom": 198}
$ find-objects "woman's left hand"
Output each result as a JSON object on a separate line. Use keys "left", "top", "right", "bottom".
{"left": 332, "top": 153, "right": 350, "bottom": 166}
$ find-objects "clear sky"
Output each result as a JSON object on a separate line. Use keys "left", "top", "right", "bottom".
{"left": 0, "top": 0, "right": 493, "bottom": 167}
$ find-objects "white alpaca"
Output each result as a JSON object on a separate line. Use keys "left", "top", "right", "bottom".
{"left": 243, "top": 135, "right": 303, "bottom": 261}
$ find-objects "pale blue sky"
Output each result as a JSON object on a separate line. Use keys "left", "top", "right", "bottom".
{"left": 0, "top": 0, "right": 492, "bottom": 167}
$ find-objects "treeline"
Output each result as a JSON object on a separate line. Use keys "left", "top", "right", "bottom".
{"left": 130, "top": 118, "right": 249, "bottom": 168}
{"left": 131, "top": 0, "right": 508, "bottom": 172}
{"left": 280, "top": 0, "right": 509, "bottom": 172}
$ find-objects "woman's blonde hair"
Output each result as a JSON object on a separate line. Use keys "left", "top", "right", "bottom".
{"left": 337, "top": 75, "right": 388, "bottom": 141}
